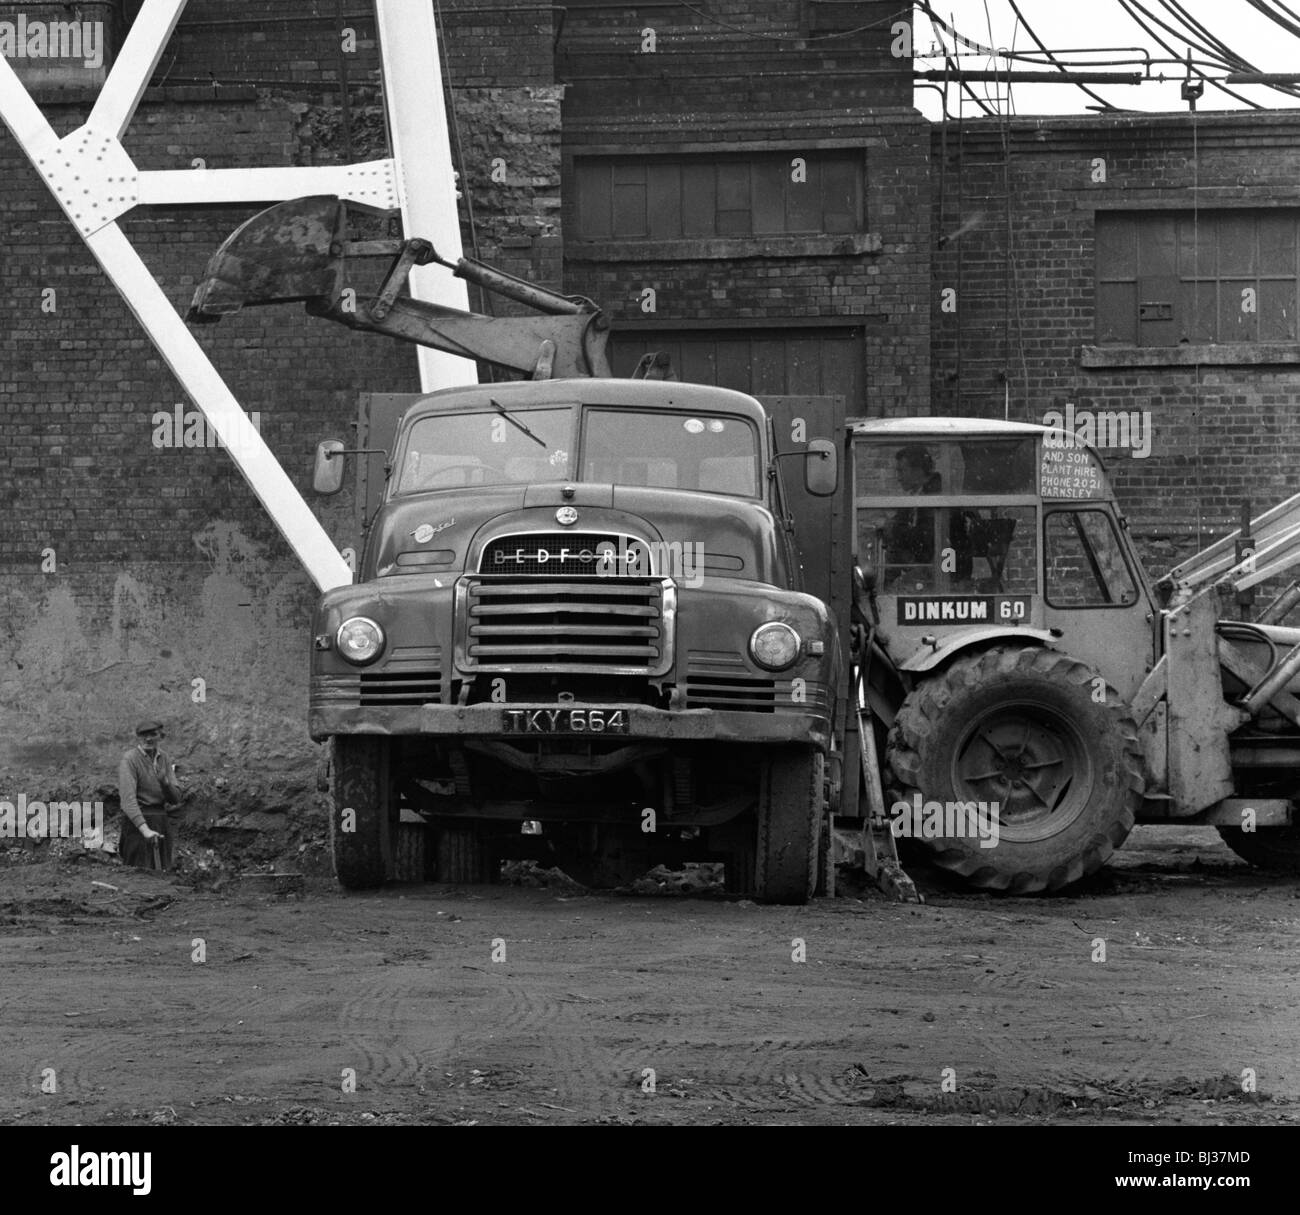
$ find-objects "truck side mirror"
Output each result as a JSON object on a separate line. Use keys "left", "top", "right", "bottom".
{"left": 313, "top": 439, "right": 346, "bottom": 495}
{"left": 804, "top": 438, "right": 838, "bottom": 497}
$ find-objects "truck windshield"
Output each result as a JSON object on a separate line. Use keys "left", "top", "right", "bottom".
{"left": 396, "top": 407, "right": 573, "bottom": 493}
{"left": 581, "top": 408, "right": 760, "bottom": 497}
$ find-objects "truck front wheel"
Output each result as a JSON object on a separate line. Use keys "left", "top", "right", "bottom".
{"left": 330, "top": 736, "right": 396, "bottom": 889}
{"left": 887, "top": 647, "right": 1143, "bottom": 893}
{"left": 755, "top": 746, "right": 823, "bottom": 905}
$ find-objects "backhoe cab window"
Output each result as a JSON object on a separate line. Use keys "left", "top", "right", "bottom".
{"left": 397, "top": 407, "right": 573, "bottom": 493}
{"left": 582, "top": 409, "right": 760, "bottom": 497}
{"left": 855, "top": 437, "right": 1038, "bottom": 497}
{"left": 1045, "top": 510, "right": 1138, "bottom": 607}
{"left": 858, "top": 505, "right": 1038, "bottom": 595}
{"left": 855, "top": 438, "right": 1039, "bottom": 595}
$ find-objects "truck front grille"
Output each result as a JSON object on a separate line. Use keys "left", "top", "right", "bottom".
{"left": 480, "top": 532, "right": 650, "bottom": 577}
{"left": 457, "top": 575, "right": 675, "bottom": 675}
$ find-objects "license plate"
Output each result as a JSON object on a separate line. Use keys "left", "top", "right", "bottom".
{"left": 896, "top": 595, "right": 1031, "bottom": 625}
{"left": 502, "top": 708, "right": 629, "bottom": 735}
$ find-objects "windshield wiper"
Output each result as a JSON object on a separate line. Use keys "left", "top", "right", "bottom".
{"left": 490, "top": 398, "right": 547, "bottom": 448}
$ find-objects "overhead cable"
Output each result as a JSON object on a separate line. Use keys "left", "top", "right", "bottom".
{"left": 1006, "top": 0, "right": 1120, "bottom": 110}
{"left": 1114, "top": 0, "right": 1265, "bottom": 107}
{"left": 1241, "top": 0, "right": 1300, "bottom": 40}
{"left": 924, "top": 5, "right": 996, "bottom": 116}
{"left": 1151, "top": 0, "right": 1300, "bottom": 97}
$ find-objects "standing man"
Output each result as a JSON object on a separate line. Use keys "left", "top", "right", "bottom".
{"left": 887, "top": 445, "right": 943, "bottom": 568}
{"left": 118, "top": 720, "right": 184, "bottom": 870}
{"left": 887, "top": 445, "right": 971, "bottom": 585}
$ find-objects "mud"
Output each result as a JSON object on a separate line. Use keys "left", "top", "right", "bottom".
{"left": 2, "top": 824, "right": 1297, "bottom": 1126}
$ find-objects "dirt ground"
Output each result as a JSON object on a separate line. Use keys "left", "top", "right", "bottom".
{"left": 2, "top": 824, "right": 1297, "bottom": 1127}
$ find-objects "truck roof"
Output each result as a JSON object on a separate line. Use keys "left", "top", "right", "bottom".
{"left": 400, "top": 377, "right": 769, "bottom": 423}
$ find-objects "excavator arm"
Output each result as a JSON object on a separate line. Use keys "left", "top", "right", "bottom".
{"left": 187, "top": 195, "right": 613, "bottom": 380}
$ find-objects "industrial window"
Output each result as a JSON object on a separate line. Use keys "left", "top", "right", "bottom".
{"left": 1096, "top": 210, "right": 1300, "bottom": 345}
{"left": 574, "top": 152, "right": 863, "bottom": 240}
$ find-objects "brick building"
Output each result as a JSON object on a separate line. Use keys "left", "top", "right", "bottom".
{"left": 929, "top": 110, "right": 1300, "bottom": 570}
{"left": 557, "top": 1, "right": 929, "bottom": 417}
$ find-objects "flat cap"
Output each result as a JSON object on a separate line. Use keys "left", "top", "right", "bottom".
{"left": 134, "top": 720, "right": 165, "bottom": 736}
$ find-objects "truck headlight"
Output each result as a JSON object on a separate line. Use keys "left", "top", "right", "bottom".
{"left": 749, "top": 622, "right": 801, "bottom": 671}
{"left": 337, "top": 617, "right": 385, "bottom": 664}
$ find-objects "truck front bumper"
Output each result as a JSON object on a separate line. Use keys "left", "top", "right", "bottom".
{"left": 310, "top": 702, "right": 829, "bottom": 749}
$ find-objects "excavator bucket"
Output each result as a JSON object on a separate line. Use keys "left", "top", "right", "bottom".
{"left": 186, "top": 194, "right": 612, "bottom": 378}
{"left": 187, "top": 195, "right": 358, "bottom": 322}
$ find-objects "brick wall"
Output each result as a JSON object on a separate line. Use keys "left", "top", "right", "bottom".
{"left": 0, "top": 1, "right": 560, "bottom": 796}
{"left": 123, "top": 0, "right": 553, "bottom": 94}
{"left": 930, "top": 111, "right": 1300, "bottom": 571}
{"left": 559, "top": 0, "right": 929, "bottom": 419}
{"left": 556, "top": 0, "right": 911, "bottom": 114}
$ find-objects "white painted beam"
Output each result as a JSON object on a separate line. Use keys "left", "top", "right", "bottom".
{"left": 375, "top": 0, "right": 476, "bottom": 392}
{"left": 0, "top": 0, "right": 488, "bottom": 587}
{"left": 138, "top": 160, "right": 399, "bottom": 208}
{"left": 0, "top": 51, "right": 351, "bottom": 592}
{"left": 84, "top": 224, "right": 353, "bottom": 590}
{"left": 88, "top": 0, "right": 188, "bottom": 139}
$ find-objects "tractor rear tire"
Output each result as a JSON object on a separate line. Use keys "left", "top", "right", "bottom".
{"left": 330, "top": 736, "right": 396, "bottom": 889}
{"left": 1216, "top": 825, "right": 1300, "bottom": 873}
{"left": 755, "top": 746, "right": 823, "bottom": 905}
{"left": 887, "top": 647, "right": 1143, "bottom": 893}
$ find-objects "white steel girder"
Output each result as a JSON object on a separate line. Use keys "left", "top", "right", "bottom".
{"left": 375, "top": 0, "right": 473, "bottom": 391}
{"left": 0, "top": 0, "right": 476, "bottom": 591}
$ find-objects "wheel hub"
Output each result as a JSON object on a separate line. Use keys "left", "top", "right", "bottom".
{"left": 954, "top": 702, "right": 1093, "bottom": 841}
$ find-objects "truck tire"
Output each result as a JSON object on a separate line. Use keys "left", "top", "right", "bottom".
{"left": 755, "top": 746, "right": 823, "bottom": 905}
{"left": 330, "top": 736, "right": 395, "bottom": 889}
{"left": 887, "top": 647, "right": 1142, "bottom": 893}
{"left": 1216, "top": 825, "right": 1300, "bottom": 873}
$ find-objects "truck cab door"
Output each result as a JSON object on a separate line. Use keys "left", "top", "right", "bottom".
{"left": 355, "top": 392, "right": 425, "bottom": 540}
{"left": 759, "top": 395, "right": 847, "bottom": 615}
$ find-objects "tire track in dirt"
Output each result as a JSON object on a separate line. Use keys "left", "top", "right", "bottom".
{"left": 476, "top": 979, "right": 616, "bottom": 1106}
{"left": 28, "top": 1028, "right": 140, "bottom": 1102}
{"left": 684, "top": 1036, "right": 869, "bottom": 1109}
{"left": 338, "top": 971, "right": 448, "bottom": 1088}
{"left": 491, "top": 978, "right": 563, "bottom": 1035}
